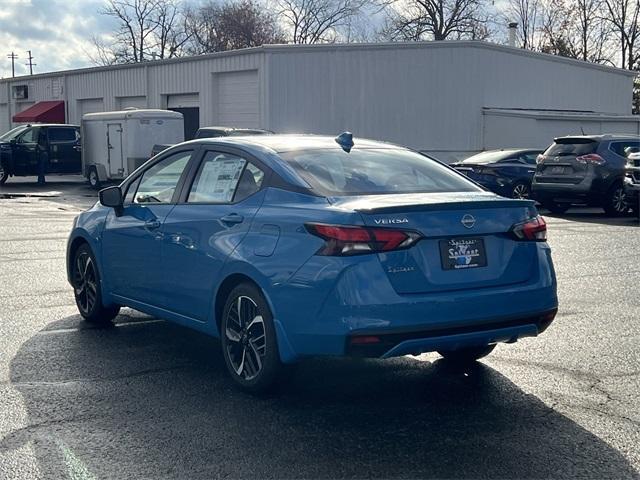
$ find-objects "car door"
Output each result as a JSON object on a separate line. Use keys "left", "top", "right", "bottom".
{"left": 158, "top": 148, "right": 269, "bottom": 321}
{"left": 48, "top": 127, "right": 81, "bottom": 173}
{"left": 12, "top": 127, "right": 39, "bottom": 175}
{"left": 101, "top": 149, "right": 195, "bottom": 307}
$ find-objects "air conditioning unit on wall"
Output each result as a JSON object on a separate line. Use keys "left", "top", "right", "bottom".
{"left": 12, "top": 85, "right": 28, "bottom": 100}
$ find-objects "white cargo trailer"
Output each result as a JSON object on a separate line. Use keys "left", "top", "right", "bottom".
{"left": 81, "top": 109, "right": 184, "bottom": 187}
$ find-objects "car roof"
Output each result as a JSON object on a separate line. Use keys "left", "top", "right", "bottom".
{"left": 181, "top": 134, "right": 402, "bottom": 153}
{"left": 554, "top": 134, "right": 640, "bottom": 142}
{"left": 198, "top": 126, "right": 269, "bottom": 132}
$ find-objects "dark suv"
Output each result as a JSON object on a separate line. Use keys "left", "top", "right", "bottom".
{"left": 531, "top": 135, "right": 640, "bottom": 215}
{"left": 0, "top": 124, "right": 81, "bottom": 184}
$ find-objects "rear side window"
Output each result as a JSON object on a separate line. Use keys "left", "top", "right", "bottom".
{"left": 610, "top": 141, "right": 640, "bottom": 157}
{"left": 545, "top": 140, "right": 596, "bottom": 157}
{"left": 48, "top": 128, "right": 77, "bottom": 142}
{"left": 280, "top": 148, "right": 480, "bottom": 196}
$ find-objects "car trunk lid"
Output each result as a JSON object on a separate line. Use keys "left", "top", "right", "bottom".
{"left": 535, "top": 138, "right": 597, "bottom": 183}
{"left": 329, "top": 192, "right": 541, "bottom": 294}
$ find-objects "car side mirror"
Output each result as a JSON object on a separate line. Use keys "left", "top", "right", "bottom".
{"left": 9, "top": 139, "right": 16, "bottom": 145}
{"left": 99, "top": 186, "right": 123, "bottom": 214}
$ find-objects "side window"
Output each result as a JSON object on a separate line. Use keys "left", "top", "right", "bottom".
{"left": 234, "top": 163, "right": 265, "bottom": 202}
{"left": 134, "top": 150, "right": 192, "bottom": 204}
{"left": 611, "top": 141, "right": 640, "bottom": 157}
{"left": 49, "top": 128, "right": 76, "bottom": 142}
{"left": 17, "top": 128, "right": 36, "bottom": 144}
{"left": 522, "top": 153, "right": 538, "bottom": 165}
{"left": 188, "top": 151, "right": 263, "bottom": 203}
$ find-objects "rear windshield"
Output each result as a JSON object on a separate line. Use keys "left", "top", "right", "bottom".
{"left": 0, "top": 126, "right": 28, "bottom": 141}
{"left": 545, "top": 139, "right": 596, "bottom": 157}
{"left": 280, "top": 148, "right": 481, "bottom": 196}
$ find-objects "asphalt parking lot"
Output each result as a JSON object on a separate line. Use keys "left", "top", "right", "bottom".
{"left": 0, "top": 177, "right": 639, "bottom": 479}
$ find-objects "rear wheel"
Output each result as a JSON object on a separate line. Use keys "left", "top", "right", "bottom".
{"left": 603, "top": 183, "right": 628, "bottom": 217}
{"left": 88, "top": 167, "right": 101, "bottom": 189}
{"left": 511, "top": 181, "right": 530, "bottom": 199}
{"left": 438, "top": 344, "right": 496, "bottom": 364}
{"left": 542, "top": 201, "right": 570, "bottom": 214}
{"left": 72, "top": 244, "right": 119, "bottom": 324}
{"left": 221, "top": 283, "right": 284, "bottom": 393}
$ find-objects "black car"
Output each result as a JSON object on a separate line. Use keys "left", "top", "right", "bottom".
{"left": 150, "top": 127, "right": 273, "bottom": 158}
{"left": 451, "top": 149, "right": 541, "bottom": 199}
{"left": 532, "top": 135, "right": 640, "bottom": 215}
{"left": 0, "top": 124, "right": 81, "bottom": 184}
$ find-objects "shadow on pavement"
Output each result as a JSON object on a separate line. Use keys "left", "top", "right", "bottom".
{"left": 3, "top": 314, "right": 638, "bottom": 479}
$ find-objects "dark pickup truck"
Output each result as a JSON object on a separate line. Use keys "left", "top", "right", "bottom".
{"left": 0, "top": 124, "right": 81, "bottom": 184}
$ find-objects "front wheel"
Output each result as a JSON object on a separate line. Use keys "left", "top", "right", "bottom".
{"left": 72, "top": 244, "right": 119, "bottom": 324}
{"left": 0, "top": 163, "right": 8, "bottom": 184}
{"left": 88, "top": 167, "right": 101, "bottom": 189}
{"left": 438, "top": 344, "right": 496, "bottom": 364}
{"left": 221, "top": 283, "right": 284, "bottom": 393}
{"left": 603, "top": 184, "right": 628, "bottom": 217}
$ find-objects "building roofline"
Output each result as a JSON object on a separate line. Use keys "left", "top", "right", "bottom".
{"left": 0, "top": 40, "right": 635, "bottom": 84}
{"left": 483, "top": 107, "right": 640, "bottom": 121}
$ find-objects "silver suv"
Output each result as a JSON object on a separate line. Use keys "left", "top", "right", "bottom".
{"left": 531, "top": 135, "right": 640, "bottom": 216}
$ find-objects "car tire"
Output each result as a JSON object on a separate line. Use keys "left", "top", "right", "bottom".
{"left": 542, "top": 201, "right": 570, "bottom": 214}
{"left": 221, "top": 283, "right": 285, "bottom": 394}
{"left": 438, "top": 344, "right": 496, "bottom": 364}
{"left": 511, "top": 181, "right": 530, "bottom": 199}
{"left": 603, "top": 183, "right": 628, "bottom": 217}
{"left": 71, "top": 243, "right": 120, "bottom": 324}
{"left": 0, "top": 163, "right": 8, "bottom": 184}
{"left": 88, "top": 167, "right": 101, "bottom": 189}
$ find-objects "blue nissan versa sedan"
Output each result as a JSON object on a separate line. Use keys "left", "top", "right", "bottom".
{"left": 66, "top": 134, "right": 558, "bottom": 392}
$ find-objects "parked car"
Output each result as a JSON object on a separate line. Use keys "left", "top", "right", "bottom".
{"left": 150, "top": 127, "right": 273, "bottom": 158}
{"left": 82, "top": 109, "right": 184, "bottom": 188}
{"left": 0, "top": 124, "right": 81, "bottom": 184}
{"left": 67, "top": 134, "right": 558, "bottom": 392}
{"left": 451, "top": 149, "right": 541, "bottom": 199}
{"left": 532, "top": 135, "right": 640, "bottom": 215}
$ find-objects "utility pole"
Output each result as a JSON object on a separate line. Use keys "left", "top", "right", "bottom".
{"left": 7, "top": 52, "right": 18, "bottom": 77}
{"left": 25, "top": 50, "right": 35, "bottom": 76}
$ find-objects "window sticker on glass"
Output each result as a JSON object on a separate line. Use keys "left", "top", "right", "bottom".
{"left": 189, "top": 153, "right": 247, "bottom": 203}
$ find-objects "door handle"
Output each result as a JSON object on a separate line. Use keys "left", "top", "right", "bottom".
{"left": 144, "top": 220, "right": 161, "bottom": 230}
{"left": 220, "top": 214, "right": 244, "bottom": 225}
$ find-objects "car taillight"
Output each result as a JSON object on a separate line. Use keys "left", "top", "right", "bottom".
{"left": 511, "top": 215, "right": 547, "bottom": 241}
{"left": 536, "top": 154, "right": 546, "bottom": 164}
{"left": 305, "top": 223, "right": 422, "bottom": 256}
{"left": 576, "top": 153, "right": 606, "bottom": 165}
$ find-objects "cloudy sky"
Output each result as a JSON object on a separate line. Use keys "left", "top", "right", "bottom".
{"left": 0, "top": 0, "right": 116, "bottom": 78}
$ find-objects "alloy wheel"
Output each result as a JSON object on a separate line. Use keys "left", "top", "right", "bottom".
{"left": 73, "top": 252, "right": 98, "bottom": 315}
{"left": 225, "top": 296, "right": 267, "bottom": 381}
{"left": 512, "top": 183, "right": 530, "bottom": 199}
{"left": 612, "top": 187, "right": 627, "bottom": 213}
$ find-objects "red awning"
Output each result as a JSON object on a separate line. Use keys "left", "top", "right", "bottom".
{"left": 12, "top": 101, "right": 65, "bottom": 123}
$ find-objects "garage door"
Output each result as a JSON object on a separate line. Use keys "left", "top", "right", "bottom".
{"left": 217, "top": 71, "right": 259, "bottom": 128}
{"left": 78, "top": 98, "right": 104, "bottom": 119}
{"left": 117, "top": 96, "right": 146, "bottom": 109}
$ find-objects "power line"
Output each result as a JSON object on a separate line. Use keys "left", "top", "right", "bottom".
{"left": 7, "top": 52, "right": 18, "bottom": 77}
{"left": 25, "top": 50, "right": 35, "bottom": 76}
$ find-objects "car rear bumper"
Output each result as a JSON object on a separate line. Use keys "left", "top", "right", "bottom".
{"left": 271, "top": 244, "right": 558, "bottom": 360}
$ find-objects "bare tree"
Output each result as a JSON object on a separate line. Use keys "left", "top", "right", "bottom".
{"left": 276, "top": 0, "right": 369, "bottom": 43}
{"left": 90, "top": 0, "right": 188, "bottom": 64}
{"left": 381, "top": 0, "right": 489, "bottom": 42}
{"left": 603, "top": 0, "right": 640, "bottom": 69}
{"left": 504, "top": 0, "right": 543, "bottom": 49}
{"left": 186, "top": 0, "right": 285, "bottom": 53}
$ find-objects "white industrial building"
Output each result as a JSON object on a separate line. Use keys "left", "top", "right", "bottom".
{"left": 1, "top": 41, "right": 638, "bottom": 162}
